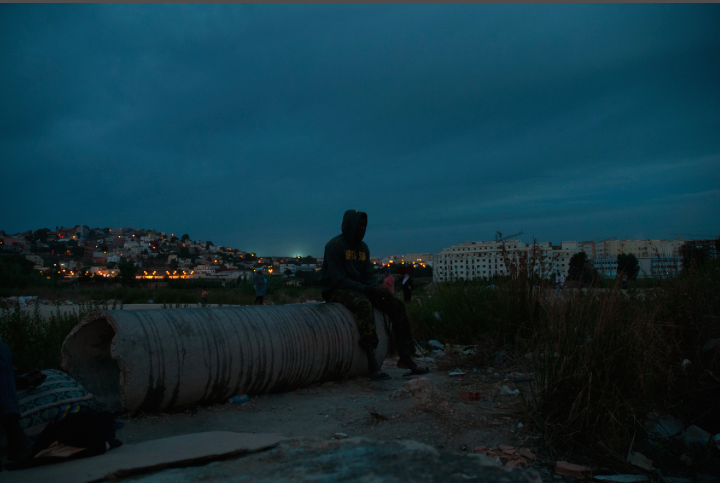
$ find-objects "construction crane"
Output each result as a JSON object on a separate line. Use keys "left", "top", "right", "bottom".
{"left": 495, "top": 231, "right": 523, "bottom": 242}
{"left": 670, "top": 233, "right": 718, "bottom": 239}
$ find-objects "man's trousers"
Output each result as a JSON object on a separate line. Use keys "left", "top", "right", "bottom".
{"left": 324, "top": 289, "right": 415, "bottom": 357}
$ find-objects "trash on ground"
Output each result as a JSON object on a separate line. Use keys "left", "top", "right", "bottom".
{"left": 499, "top": 385, "right": 519, "bottom": 396}
{"left": 593, "top": 475, "right": 649, "bottom": 482}
{"left": 448, "top": 371, "right": 466, "bottom": 376}
{"left": 702, "top": 339, "right": 719, "bottom": 351}
{"left": 646, "top": 414, "right": 684, "bottom": 440}
{"left": 517, "top": 422, "right": 523, "bottom": 428}
{"left": 433, "top": 312, "right": 442, "bottom": 321}
{"left": 628, "top": 451, "right": 654, "bottom": 471}
{"left": 229, "top": 395, "right": 250, "bottom": 404}
{"left": 366, "top": 406, "right": 389, "bottom": 421}
{"left": 428, "top": 339, "right": 444, "bottom": 349}
{"left": 334, "top": 433, "right": 348, "bottom": 440}
{"left": 684, "top": 425, "right": 711, "bottom": 448}
{"left": 458, "top": 391, "right": 482, "bottom": 402}
{"left": 680, "top": 359, "right": 691, "bottom": 370}
{"left": 517, "top": 448, "right": 535, "bottom": 459}
{"left": 555, "top": 461, "right": 592, "bottom": 479}
{"left": 661, "top": 477, "right": 693, "bottom": 483}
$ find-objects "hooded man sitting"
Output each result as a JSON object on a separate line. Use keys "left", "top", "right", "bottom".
{"left": 319, "top": 210, "right": 429, "bottom": 380}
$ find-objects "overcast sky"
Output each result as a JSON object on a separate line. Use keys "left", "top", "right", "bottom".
{"left": 1, "top": 4, "right": 718, "bottom": 257}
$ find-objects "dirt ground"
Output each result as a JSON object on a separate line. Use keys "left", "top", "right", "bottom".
{"left": 114, "top": 355, "right": 555, "bottom": 479}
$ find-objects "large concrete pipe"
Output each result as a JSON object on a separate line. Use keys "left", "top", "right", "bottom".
{"left": 61, "top": 304, "right": 390, "bottom": 413}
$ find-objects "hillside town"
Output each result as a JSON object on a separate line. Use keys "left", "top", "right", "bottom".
{"left": 1, "top": 225, "right": 718, "bottom": 284}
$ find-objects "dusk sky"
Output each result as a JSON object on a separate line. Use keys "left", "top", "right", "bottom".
{"left": 1, "top": 4, "right": 718, "bottom": 257}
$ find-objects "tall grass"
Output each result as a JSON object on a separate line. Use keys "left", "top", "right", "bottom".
{"left": 0, "top": 300, "right": 119, "bottom": 372}
{"left": 409, "top": 244, "right": 720, "bottom": 459}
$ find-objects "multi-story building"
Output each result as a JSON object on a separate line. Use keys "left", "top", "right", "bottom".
{"left": 434, "top": 237, "right": 691, "bottom": 282}
{"left": 434, "top": 239, "right": 557, "bottom": 281}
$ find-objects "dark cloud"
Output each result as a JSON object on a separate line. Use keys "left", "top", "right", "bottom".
{"left": 1, "top": 4, "right": 718, "bottom": 255}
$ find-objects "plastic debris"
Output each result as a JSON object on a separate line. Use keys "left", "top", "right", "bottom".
{"left": 428, "top": 340, "right": 444, "bottom": 349}
{"left": 499, "top": 385, "right": 519, "bottom": 396}
{"left": 680, "top": 359, "right": 691, "bottom": 370}
{"left": 684, "top": 425, "right": 711, "bottom": 448}
{"left": 647, "top": 415, "right": 684, "bottom": 439}
{"left": 517, "top": 422, "right": 523, "bottom": 428}
{"left": 448, "top": 371, "right": 466, "bottom": 376}
{"left": 334, "top": 433, "right": 348, "bottom": 440}
{"left": 628, "top": 451, "right": 653, "bottom": 471}
{"left": 228, "top": 394, "right": 250, "bottom": 404}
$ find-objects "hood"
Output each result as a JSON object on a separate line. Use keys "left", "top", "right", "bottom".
{"left": 341, "top": 210, "right": 367, "bottom": 245}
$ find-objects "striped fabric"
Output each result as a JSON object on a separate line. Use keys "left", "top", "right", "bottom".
{"left": 17, "top": 370, "right": 96, "bottom": 436}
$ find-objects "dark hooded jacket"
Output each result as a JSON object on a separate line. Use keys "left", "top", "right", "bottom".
{"left": 319, "top": 210, "right": 375, "bottom": 295}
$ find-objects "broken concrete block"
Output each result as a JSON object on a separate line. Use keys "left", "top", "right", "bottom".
{"left": 517, "top": 448, "right": 536, "bottom": 459}
{"left": 628, "top": 452, "right": 653, "bottom": 471}
{"left": 555, "top": 461, "right": 592, "bottom": 479}
{"left": 400, "top": 377, "right": 436, "bottom": 403}
{"left": 506, "top": 457, "right": 528, "bottom": 467}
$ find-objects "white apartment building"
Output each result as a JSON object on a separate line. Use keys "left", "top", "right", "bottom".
{"left": 434, "top": 238, "right": 688, "bottom": 282}
{"left": 434, "top": 239, "right": 556, "bottom": 281}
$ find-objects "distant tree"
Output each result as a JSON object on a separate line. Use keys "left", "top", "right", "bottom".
{"left": 118, "top": 260, "right": 137, "bottom": 286}
{"left": 179, "top": 247, "right": 190, "bottom": 258}
{"left": 0, "top": 254, "right": 41, "bottom": 288}
{"left": 206, "top": 241, "right": 214, "bottom": 249}
{"left": 106, "top": 261, "right": 118, "bottom": 269}
{"left": 617, "top": 253, "right": 640, "bottom": 280}
{"left": 181, "top": 234, "right": 190, "bottom": 241}
{"left": 171, "top": 236, "right": 179, "bottom": 243}
{"left": 33, "top": 228, "right": 50, "bottom": 242}
{"left": 284, "top": 269, "right": 293, "bottom": 276}
{"left": 567, "top": 252, "right": 596, "bottom": 283}
{"left": 682, "top": 246, "right": 710, "bottom": 274}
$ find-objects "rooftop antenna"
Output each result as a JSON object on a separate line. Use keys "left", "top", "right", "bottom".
{"left": 670, "top": 233, "right": 718, "bottom": 239}
{"left": 495, "top": 231, "right": 524, "bottom": 242}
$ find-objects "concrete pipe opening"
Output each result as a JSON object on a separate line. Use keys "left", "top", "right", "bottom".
{"left": 62, "top": 305, "right": 389, "bottom": 413}
{"left": 61, "top": 313, "right": 122, "bottom": 411}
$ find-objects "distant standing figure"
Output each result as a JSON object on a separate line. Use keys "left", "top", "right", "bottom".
{"left": 201, "top": 288, "right": 209, "bottom": 306}
{"left": 555, "top": 272, "right": 565, "bottom": 298}
{"left": 622, "top": 274, "right": 628, "bottom": 290}
{"left": 401, "top": 273, "right": 414, "bottom": 302}
{"left": 254, "top": 268, "right": 267, "bottom": 305}
{"left": 382, "top": 269, "right": 395, "bottom": 295}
